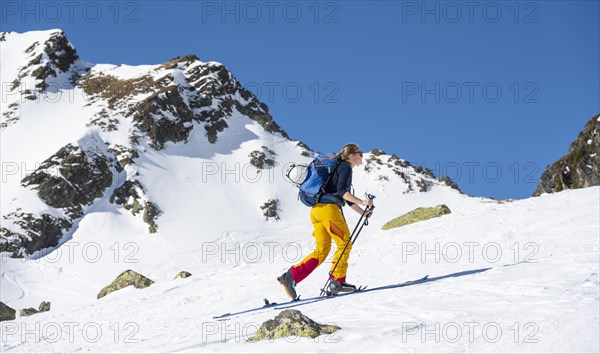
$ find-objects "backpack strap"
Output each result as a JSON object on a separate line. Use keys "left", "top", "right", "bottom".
{"left": 316, "top": 160, "right": 343, "bottom": 204}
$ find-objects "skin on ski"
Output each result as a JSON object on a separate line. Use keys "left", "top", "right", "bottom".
{"left": 274, "top": 276, "right": 429, "bottom": 310}
{"left": 213, "top": 275, "right": 428, "bottom": 320}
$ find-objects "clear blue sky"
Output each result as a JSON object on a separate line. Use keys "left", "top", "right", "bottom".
{"left": 2, "top": 1, "right": 598, "bottom": 199}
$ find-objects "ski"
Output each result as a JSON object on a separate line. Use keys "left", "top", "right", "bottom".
{"left": 213, "top": 275, "right": 428, "bottom": 321}
{"left": 212, "top": 297, "right": 292, "bottom": 320}
{"left": 273, "top": 275, "right": 429, "bottom": 310}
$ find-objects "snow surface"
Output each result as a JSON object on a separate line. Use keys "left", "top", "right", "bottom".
{"left": 1, "top": 185, "right": 598, "bottom": 352}
{"left": 0, "top": 30, "right": 599, "bottom": 353}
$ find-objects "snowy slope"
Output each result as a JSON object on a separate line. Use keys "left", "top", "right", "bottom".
{"left": 1, "top": 188, "right": 598, "bottom": 353}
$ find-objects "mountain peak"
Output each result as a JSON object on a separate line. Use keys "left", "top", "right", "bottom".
{"left": 0, "top": 28, "right": 79, "bottom": 99}
{"left": 1, "top": 29, "right": 461, "bottom": 259}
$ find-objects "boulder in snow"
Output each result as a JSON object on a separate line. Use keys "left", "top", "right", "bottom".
{"left": 97, "top": 270, "right": 154, "bottom": 299}
{"left": 382, "top": 204, "right": 451, "bottom": 230}
{"left": 0, "top": 302, "right": 16, "bottom": 322}
{"left": 174, "top": 271, "right": 192, "bottom": 279}
{"left": 247, "top": 309, "right": 340, "bottom": 342}
{"left": 18, "top": 301, "right": 51, "bottom": 317}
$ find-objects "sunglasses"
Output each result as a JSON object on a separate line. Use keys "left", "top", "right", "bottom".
{"left": 353, "top": 151, "right": 363, "bottom": 157}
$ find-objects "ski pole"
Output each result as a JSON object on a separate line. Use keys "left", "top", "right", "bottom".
{"left": 320, "top": 194, "right": 375, "bottom": 296}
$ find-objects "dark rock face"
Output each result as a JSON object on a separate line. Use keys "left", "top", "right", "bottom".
{"left": 131, "top": 85, "right": 195, "bottom": 149}
{"left": 142, "top": 202, "right": 160, "bottom": 234}
{"left": 1, "top": 140, "right": 116, "bottom": 258}
{"left": 43, "top": 32, "right": 78, "bottom": 73}
{"left": 249, "top": 147, "right": 276, "bottom": 169}
{"left": 247, "top": 309, "right": 340, "bottom": 342}
{"left": 365, "top": 152, "right": 462, "bottom": 194}
{"left": 110, "top": 180, "right": 145, "bottom": 213}
{"left": 370, "top": 148, "right": 386, "bottom": 156}
{"left": 534, "top": 114, "right": 600, "bottom": 196}
{"left": 110, "top": 180, "right": 160, "bottom": 233}
{"left": 13, "top": 31, "right": 79, "bottom": 94}
{"left": 0, "top": 302, "right": 16, "bottom": 322}
{"left": 80, "top": 59, "right": 289, "bottom": 149}
{"left": 21, "top": 144, "right": 114, "bottom": 219}
{"left": 1, "top": 211, "right": 72, "bottom": 258}
{"left": 296, "top": 141, "right": 313, "bottom": 157}
{"left": 439, "top": 176, "right": 462, "bottom": 192}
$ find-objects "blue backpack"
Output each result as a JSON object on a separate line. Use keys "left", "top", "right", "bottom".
{"left": 293, "top": 153, "right": 341, "bottom": 207}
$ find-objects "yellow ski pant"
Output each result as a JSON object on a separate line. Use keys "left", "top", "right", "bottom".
{"left": 291, "top": 203, "right": 352, "bottom": 283}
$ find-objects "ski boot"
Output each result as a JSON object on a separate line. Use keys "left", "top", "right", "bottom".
{"left": 277, "top": 268, "right": 298, "bottom": 300}
{"left": 327, "top": 279, "right": 357, "bottom": 296}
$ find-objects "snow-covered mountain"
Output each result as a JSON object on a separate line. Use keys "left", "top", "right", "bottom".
{"left": 0, "top": 29, "right": 457, "bottom": 259}
{"left": 1, "top": 30, "right": 598, "bottom": 353}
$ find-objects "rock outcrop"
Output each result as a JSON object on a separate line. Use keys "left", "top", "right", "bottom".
{"left": 18, "top": 301, "right": 51, "bottom": 317}
{"left": 247, "top": 309, "right": 340, "bottom": 342}
{"left": 382, "top": 204, "right": 452, "bottom": 230}
{"left": 97, "top": 270, "right": 154, "bottom": 299}
{"left": 174, "top": 271, "right": 192, "bottom": 279}
{"left": 21, "top": 143, "right": 114, "bottom": 219}
{"left": 260, "top": 199, "right": 280, "bottom": 221}
{"left": 0, "top": 302, "right": 16, "bottom": 322}
{"left": 534, "top": 114, "right": 600, "bottom": 196}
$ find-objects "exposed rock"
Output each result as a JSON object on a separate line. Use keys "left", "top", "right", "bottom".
{"left": 412, "top": 165, "right": 436, "bottom": 179}
{"left": 388, "top": 154, "right": 411, "bottom": 168}
{"left": 21, "top": 143, "right": 114, "bottom": 219}
{"left": 296, "top": 141, "right": 313, "bottom": 157}
{"left": 249, "top": 147, "right": 276, "bottom": 169}
{"left": 439, "top": 176, "right": 462, "bottom": 192}
{"left": 143, "top": 202, "right": 160, "bottom": 233}
{"left": 1, "top": 101, "right": 20, "bottom": 129}
{"left": 110, "top": 179, "right": 160, "bottom": 233}
{"left": 13, "top": 31, "right": 79, "bottom": 95}
{"left": 415, "top": 178, "right": 431, "bottom": 192}
{"left": 110, "top": 180, "right": 144, "bottom": 214}
{"left": 370, "top": 148, "right": 386, "bottom": 156}
{"left": 187, "top": 62, "right": 289, "bottom": 141}
{"left": 87, "top": 108, "right": 119, "bottom": 132}
{"left": 19, "top": 308, "right": 39, "bottom": 317}
{"left": 174, "top": 271, "right": 192, "bottom": 279}
{"left": 364, "top": 153, "right": 384, "bottom": 173}
{"left": 247, "top": 309, "right": 340, "bottom": 342}
{"left": 19, "top": 301, "right": 52, "bottom": 317}
{"left": 38, "top": 301, "right": 51, "bottom": 312}
{"left": 0, "top": 302, "right": 16, "bottom": 322}
{"left": 157, "top": 55, "right": 199, "bottom": 70}
{"left": 97, "top": 270, "right": 155, "bottom": 299}
{"left": 130, "top": 85, "right": 195, "bottom": 149}
{"left": 108, "top": 144, "right": 139, "bottom": 171}
{"left": 80, "top": 74, "right": 163, "bottom": 110}
{"left": 260, "top": 199, "right": 280, "bottom": 221}
{"left": 80, "top": 60, "right": 290, "bottom": 148}
{"left": 534, "top": 114, "right": 600, "bottom": 196}
{"left": 1, "top": 211, "right": 72, "bottom": 258}
{"left": 382, "top": 204, "right": 452, "bottom": 230}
